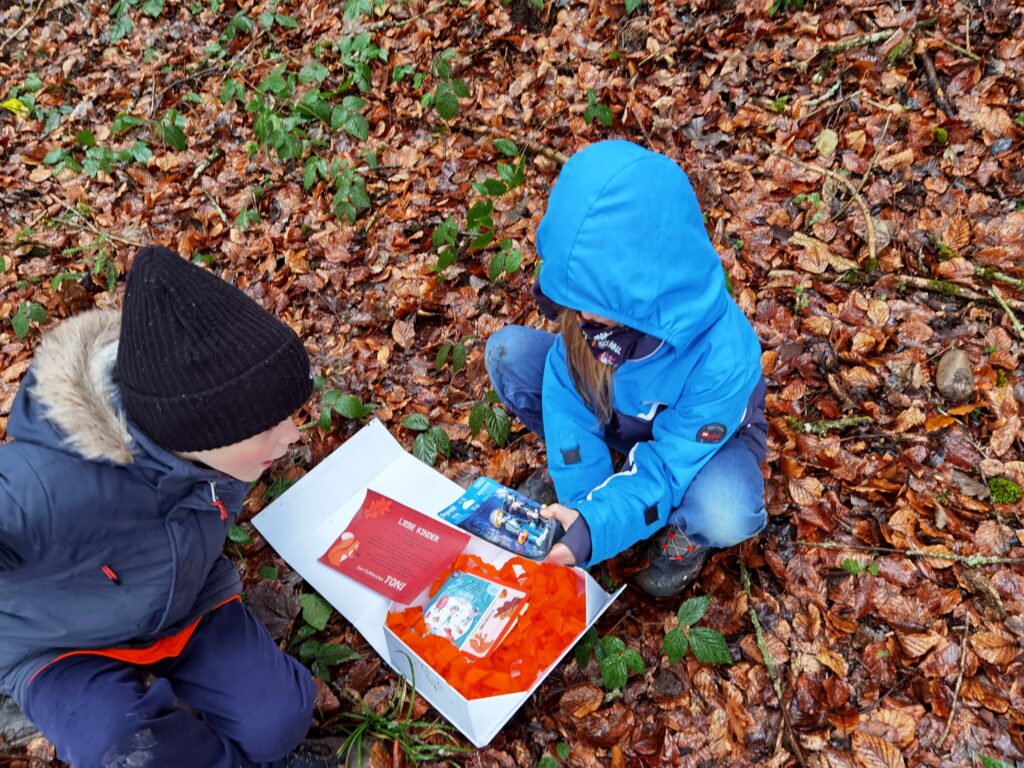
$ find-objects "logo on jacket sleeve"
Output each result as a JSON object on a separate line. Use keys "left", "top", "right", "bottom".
{"left": 696, "top": 423, "right": 726, "bottom": 443}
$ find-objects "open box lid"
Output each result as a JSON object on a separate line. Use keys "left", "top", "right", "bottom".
{"left": 253, "top": 420, "right": 624, "bottom": 747}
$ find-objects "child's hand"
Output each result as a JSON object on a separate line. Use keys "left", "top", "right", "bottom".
{"left": 545, "top": 543, "right": 576, "bottom": 566}
{"left": 540, "top": 503, "right": 579, "bottom": 531}
{"left": 541, "top": 504, "right": 581, "bottom": 566}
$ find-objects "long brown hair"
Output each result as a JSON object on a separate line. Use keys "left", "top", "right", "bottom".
{"left": 558, "top": 309, "right": 615, "bottom": 424}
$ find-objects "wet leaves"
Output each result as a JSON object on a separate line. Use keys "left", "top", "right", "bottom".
{"left": 2, "top": 0, "right": 1024, "bottom": 765}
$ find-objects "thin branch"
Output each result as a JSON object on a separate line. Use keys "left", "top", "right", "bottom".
{"left": 977, "top": 267, "right": 1024, "bottom": 291}
{"left": 364, "top": 2, "right": 444, "bottom": 31}
{"left": 48, "top": 196, "right": 145, "bottom": 247}
{"left": 989, "top": 286, "right": 1024, "bottom": 343}
{"left": 821, "top": 18, "right": 937, "bottom": 55}
{"left": 770, "top": 151, "right": 876, "bottom": 263}
{"left": 831, "top": 113, "right": 892, "bottom": 221}
{"left": 926, "top": 32, "right": 982, "bottom": 62}
{"left": 740, "top": 562, "right": 806, "bottom": 768}
{"left": 796, "top": 540, "right": 1024, "bottom": 567}
{"left": 939, "top": 622, "right": 971, "bottom": 747}
{"left": 0, "top": 0, "right": 47, "bottom": 52}
{"left": 917, "top": 50, "right": 957, "bottom": 117}
{"left": 774, "top": 270, "right": 1024, "bottom": 314}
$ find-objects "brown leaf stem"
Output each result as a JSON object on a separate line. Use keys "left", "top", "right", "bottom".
{"left": 768, "top": 152, "right": 877, "bottom": 263}
{"left": 796, "top": 540, "right": 1024, "bottom": 567}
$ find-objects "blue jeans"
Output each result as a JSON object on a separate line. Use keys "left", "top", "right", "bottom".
{"left": 485, "top": 325, "right": 767, "bottom": 549}
{"left": 22, "top": 600, "right": 315, "bottom": 768}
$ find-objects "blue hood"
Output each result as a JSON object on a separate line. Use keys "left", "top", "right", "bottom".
{"left": 536, "top": 140, "right": 727, "bottom": 347}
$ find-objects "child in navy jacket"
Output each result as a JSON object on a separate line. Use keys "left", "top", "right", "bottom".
{"left": 0, "top": 247, "right": 321, "bottom": 767}
{"left": 486, "top": 141, "right": 768, "bottom": 596}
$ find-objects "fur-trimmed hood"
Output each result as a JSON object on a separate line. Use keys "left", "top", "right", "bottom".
{"left": 11, "top": 309, "right": 134, "bottom": 464}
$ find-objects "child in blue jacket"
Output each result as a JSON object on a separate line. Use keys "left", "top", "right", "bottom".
{"left": 485, "top": 141, "right": 768, "bottom": 596}
{"left": 0, "top": 248, "right": 329, "bottom": 767}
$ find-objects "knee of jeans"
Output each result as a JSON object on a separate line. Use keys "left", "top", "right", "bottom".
{"left": 236, "top": 671, "right": 315, "bottom": 762}
{"left": 484, "top": 329, "right": 514, "bottom": 383}
{"left": 698, "top": 504, "right": 767, "bottom": 548}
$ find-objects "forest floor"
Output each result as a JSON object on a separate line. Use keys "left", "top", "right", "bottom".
{"left": 2, "top": 0, "right": 1024, "bottom": 766}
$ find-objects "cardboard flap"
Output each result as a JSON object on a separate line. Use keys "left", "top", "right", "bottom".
{"left": 253, "top": 419, "right": 467, "bottom": 659}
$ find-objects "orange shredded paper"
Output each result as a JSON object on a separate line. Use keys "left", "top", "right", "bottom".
{"left": 385, "top": 554, "right": 587, "bottom": 699}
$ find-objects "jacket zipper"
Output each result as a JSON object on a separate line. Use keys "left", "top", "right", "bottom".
{"left": 210, "top": 482, "right": 228, "bottom": 522}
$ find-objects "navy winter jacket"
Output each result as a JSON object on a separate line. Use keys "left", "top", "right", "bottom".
{"left": 0, "top": 310, "right": 246, "bottom": 705}
{"left": 536, "top": 141, "right": 764, "bottom": 565}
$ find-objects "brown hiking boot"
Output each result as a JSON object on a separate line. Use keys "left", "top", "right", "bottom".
{"left": 630, "top": 526, "right": 708, "bottom": 598}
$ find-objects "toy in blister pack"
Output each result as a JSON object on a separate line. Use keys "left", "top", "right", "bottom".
{"left": 438, "top": 478, "right": 557, "bottom": 559}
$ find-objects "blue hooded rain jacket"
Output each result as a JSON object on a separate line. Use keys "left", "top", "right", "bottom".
{"left": 536, "top": 141, "right": 763, "bottom": 565}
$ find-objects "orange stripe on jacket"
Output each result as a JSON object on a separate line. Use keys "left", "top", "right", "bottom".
{"left": 28, "top": 595, "right": 240, "bottom": 686}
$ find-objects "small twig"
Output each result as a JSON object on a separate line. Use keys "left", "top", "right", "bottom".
{"left": 740, "top": 563, "right": 806, "bottom": 768}
{"left": 926, "top": 32, "right": 982, "bottom": 62}
{"left": 917, "top": 50, "right": 957, "bottom": 117}
{"left": 0, "top": 0, "right": 47, "bottom": 52}
{"left": 939, "top": 622, "right": 971, "bottom": 747}
{"left": 48, "top": 196, "right": 145, "bottom": 247}
{"left": 459, "top": 123, "right": 568, "bottom": 165}
{"left": 803, "top": 81, "right": 841, "bottom": 112}
{"left": 977, "top": 267, "right": 1024, "bottom": 291}
{"left": 204, "top": 191, "right": 229, "bottom": 225}
{"left": 822, "top": 18, "right": 937, "bottom": 55}
{"left": 831, "top": 113, "right": 891, "bottom": 221}
{"left": 771, "top": 150, "right": 876, "bottom": 263}
{"left": 627, "top": 45, "right": 677, "bottom": 89}
{"left": 797, "top": 540, "right": 1024, "bottom": 567}
{"left": 893, "top": 274, "right": 1024, "bottom": 312}
{"left": 365, "top": 2, "right": 443, "bottom": 31}
{"left": 801, "top": 416, "right": 873, "bottom": 436}
{"left": 191, "top": 146, "right": 225, "bottom": 183}
{"left": 989, "top": 286, "right": 1024, "bottom": 343}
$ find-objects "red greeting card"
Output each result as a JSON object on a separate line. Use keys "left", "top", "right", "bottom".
{"left": 320, "top": 489, "right": 470, "bottom": 603}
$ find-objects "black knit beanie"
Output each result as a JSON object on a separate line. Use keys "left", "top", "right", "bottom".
{"left": 117, "top": 246, "right": 313, "bottom": 452}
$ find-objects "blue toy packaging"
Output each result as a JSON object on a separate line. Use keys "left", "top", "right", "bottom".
{"left": 438, "top": 478, "right": 558, "bottom": 560}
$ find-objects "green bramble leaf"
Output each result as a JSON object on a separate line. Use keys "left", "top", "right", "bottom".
{"left": 537, "top": 758, "right": 557, "bottom": 768}
{"left": 451, "top": 342, "right": 467, "bottom": 373}
{"left": 841, "top": 559, "right": 865, "bottom": 576}
{"left": 688, "top": 627, "right": 733, "bottom": 665}
{"left": 228, "top": 524, "right": 251, "bottom": 545}
{"left": 978, "top": 756, "right": 1014, "bottom": 768}
{"left": 556, "top": 742, "right": 570, "bottom": 761}
{"left": 599, "top": 654, "right": 627, "bottom": 691}
{"left": 493, "top": 138, "right": 518, "bottom": 157}
{"left": 435, "top": 341, "right": 452, "bottom": 371}
{"left": 412, "top": 431, "right": 438, "bottom": 466}
{"left": 298, "top": 592, "right": 333, "bottom": 631}
{"left": 484, "top": 406, "right": 510, "bottom": 447}
{"left": 664, "top": 627, "right": 689, "bottom": 664}
{"left": 574, "top": 628, "right": 598, "bottom": 671}
{"left": 676, "top": 595, "right": 710, "bottom": 627}
{"left": 623, "top": 648, "right": 644, "bottom": 675}
{"left": 400, "top": 413, "right": 430, "bottom": 431}
{"left": 469, "top": 402, "right": 487, "bottom": 435}
{"left": 427, "top": 426, "right": 451, "bottom": 459}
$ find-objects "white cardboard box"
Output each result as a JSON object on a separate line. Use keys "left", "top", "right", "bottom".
{"left": 253, "top": 419, "right": 623, "bottom": 748}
